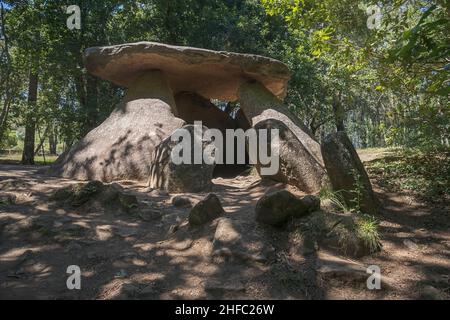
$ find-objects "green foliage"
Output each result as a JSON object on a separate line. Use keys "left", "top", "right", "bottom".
{"left": 355, "top": 214, "right": 382, "bottom": 254}
{"left": 366, "top": 149, "right": 450, "bottom": 202}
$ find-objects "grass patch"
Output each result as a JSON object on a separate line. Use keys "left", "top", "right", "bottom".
{"left": 0, "top": 153, "right": 58, "bottom": 165}
{"left": 293, "top": 210, "right": 382, "bottom": 257}
{"left": 365, "top": 148, "right": 450, "bottom": 202}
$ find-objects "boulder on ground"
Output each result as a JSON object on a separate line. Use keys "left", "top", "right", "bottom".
{"left": 189, "top": 193, "right": 225, "bottom": 226}
{"left": 149, "top": 124, "right": 215, "bottom": 193}
{"left": 171, "top": 195, "right": 192, "bottom": 207}
{"left": 255, "top": 190, "right": 320, "bottom": 226}
{"left": 321, "top": 132, "right": 379, "bottom": 215}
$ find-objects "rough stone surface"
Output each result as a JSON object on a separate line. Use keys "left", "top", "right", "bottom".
{"left": 321, "top": 132, "right": 379, "bottom": 215}
{"left": 254, "top": 119, "right": 326, "bottom": 193}
{"left": 238, "top": 81, "right": 326, "bottom": 193}
{"left": 51, "top": 71, "right": 185, "bottom": 182}
{"left": 189, "top": 193, "right": 225, "bottom": 226}
{"left": 255, "top": 190, "right": 320, "bottom": 226}
{"left": 171, "top": 195, "right": 192, "bottom": 207}
{"left": 84, "top": 41, "right": 290, "bottom": 101}
{"left": 50, "top": 181, "right": 138, "bottom": 213}
{"left": 149, "top": 124, "right": 215, "bottom": 193}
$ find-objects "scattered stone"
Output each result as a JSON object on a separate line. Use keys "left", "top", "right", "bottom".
{"left": 316, "top": 252, "right": 367, "bottom": 282}
{"left": 149, "top": 124, "right": 215, "bottom": 193}
{"left": 321, "top": 132, "right": 379, "bottom": 215}
{"left": 120, "top": 283, "right": 137, "bottom": 298}
{"left": 149, "top": 189, "right": 169, "bottom": 197}
{"left": 171, "top": 195, "right": 192, "bottom": 208}
{"left": 138, "top": 208, "right": 162, "bottom": 221}
{"left": 213, "top": 218, "right": 241, "bottom": 248}
{"left": 188, "top": 193, "right": 225, "bottom": 226}
{"left": 421, "top": 285, "right": 443, "bottom": 300}
{"left": 65, "top": 241, "right": 82, "bottom": 252}
{"left": 403, "top": 239, "right": 419, "bottom": 251}
{"left": 137, "top": 285, "right": 157, "bottom": 299}
{"left": 118, "top": 193, "right": 138, "bottom": 212}
{"left": 255, "top": 190, "right": 319, "bottom": 226}
{"left": 205, "top": 280, "right": 246, "bottom": 293}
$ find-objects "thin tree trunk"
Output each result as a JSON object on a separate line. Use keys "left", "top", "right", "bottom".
{"left": 21, "top": 72, "right": 38, "bottom": 165}
{"left": 332, "top": 92, "right": 345, "bottom": 132}
{"left": 48, "top": 124, "right": 57, "bottom": 155}
{"left": 34, "top": 125, "right": 49, "bottom": 155}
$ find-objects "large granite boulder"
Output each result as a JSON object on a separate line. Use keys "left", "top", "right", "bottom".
{"left": 189, "top": 193, "right": 225, "bottom": 226}
{"left": 149, "top": 124, "right": 215, "bottom": 193}
{"left": 51, "top": 71, "right": 185, "bottom": 182}
{"left": 237, "top": 81, "right": 326, "bottom": 193}
{"left": 53, "top": 41, "right": 291, "bottom": 183}
{"left": 321, "top": 132, "right": 379, "bottom": 215}
{"left": 254, "top": 118, "right": 327, "bottom": 194}
{"left": 84, "top": 41, "right": 290, "bottom": 102}
{"left": 255, "top": 190, "right": 320, "bottom": 227}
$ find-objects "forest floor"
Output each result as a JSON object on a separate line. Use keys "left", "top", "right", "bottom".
{"left": 0, "top": 149, "right": 449, "bottom": 300}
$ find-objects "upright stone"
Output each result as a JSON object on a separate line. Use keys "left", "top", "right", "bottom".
{"left": 51, "top": 71, "right": 184, "bottom": 182}
{"left": 321, "top": 132, "right": 379, "bottom": 215}
{"left": 238, "top": 81, "right": 326, "bottom": 193}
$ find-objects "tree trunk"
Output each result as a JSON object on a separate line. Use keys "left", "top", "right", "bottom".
{"left": 332, "top": 92, "right": 345, "bottom": 132}
{"left": 21, "top": 72, "right": 38, "bottom": 165}
{"left": 48, "top": 124, "right": 58, "bottom": 155}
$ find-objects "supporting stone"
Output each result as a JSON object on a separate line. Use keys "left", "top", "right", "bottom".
{"left": 237, "top": 81, "right": 327, "bottom": 193}
{"left": 51, "top": 70, "right": 185, "bottom": 182}
{"left": 149, "top": 124, "right": 215, "bottom": 193}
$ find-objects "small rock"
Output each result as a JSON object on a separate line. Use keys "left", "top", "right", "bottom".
{"left": 421, "top": 285, "right": 443, "bottom": 300}
{"left": 255, "top": 190, "right": 319, "bottom": 226}
{"left": 149, "top": 189, "right": 169, "bottom": 197}
{"left": 188, "top": 193, "right": 225, "bottom": 226}
{"left": 171, "top": 195, "right": 192, "bottom": 208}
{"left": 205, "top": 280, "right": 245, "bottom": 293}
{"left": 66, "top": 241, "right": 82, "bottom": 252}
{"left": 213, "top": 218, "right": 241, "bottom": 248}
{"left": 116, "top": 227, "right": 138, "bottom": 238}
{"left": 137, "top": 285, "right": 156, "bottom": 298}
{"left": 118, "top": 193, "right": 138, "bottom": 211}
{"left": 138, "top": 209, "right": 162, "bottom": 221}
{"left": 316, "top": 252, "right": 367, "bottom": 282}
{"left": 120, "top": 283, "right": 137, "bottom": 297}
{"left": 403, "top": 239, "right": 419, "bottom": 251}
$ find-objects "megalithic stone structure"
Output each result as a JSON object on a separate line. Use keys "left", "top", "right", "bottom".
{"left": 51, "top": 41, "right": 326, "bottom": 193}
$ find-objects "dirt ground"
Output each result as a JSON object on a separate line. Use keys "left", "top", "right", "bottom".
{"left": 0, "top": 153, "right": 449, "bottom": 300}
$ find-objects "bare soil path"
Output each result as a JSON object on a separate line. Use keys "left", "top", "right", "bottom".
{"left": 0, "top": 152, "right": 448, "bottom": 300}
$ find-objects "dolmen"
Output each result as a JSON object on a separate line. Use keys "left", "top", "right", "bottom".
{"left": 51, "top": 42, "right": 327, "bottom": 193}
